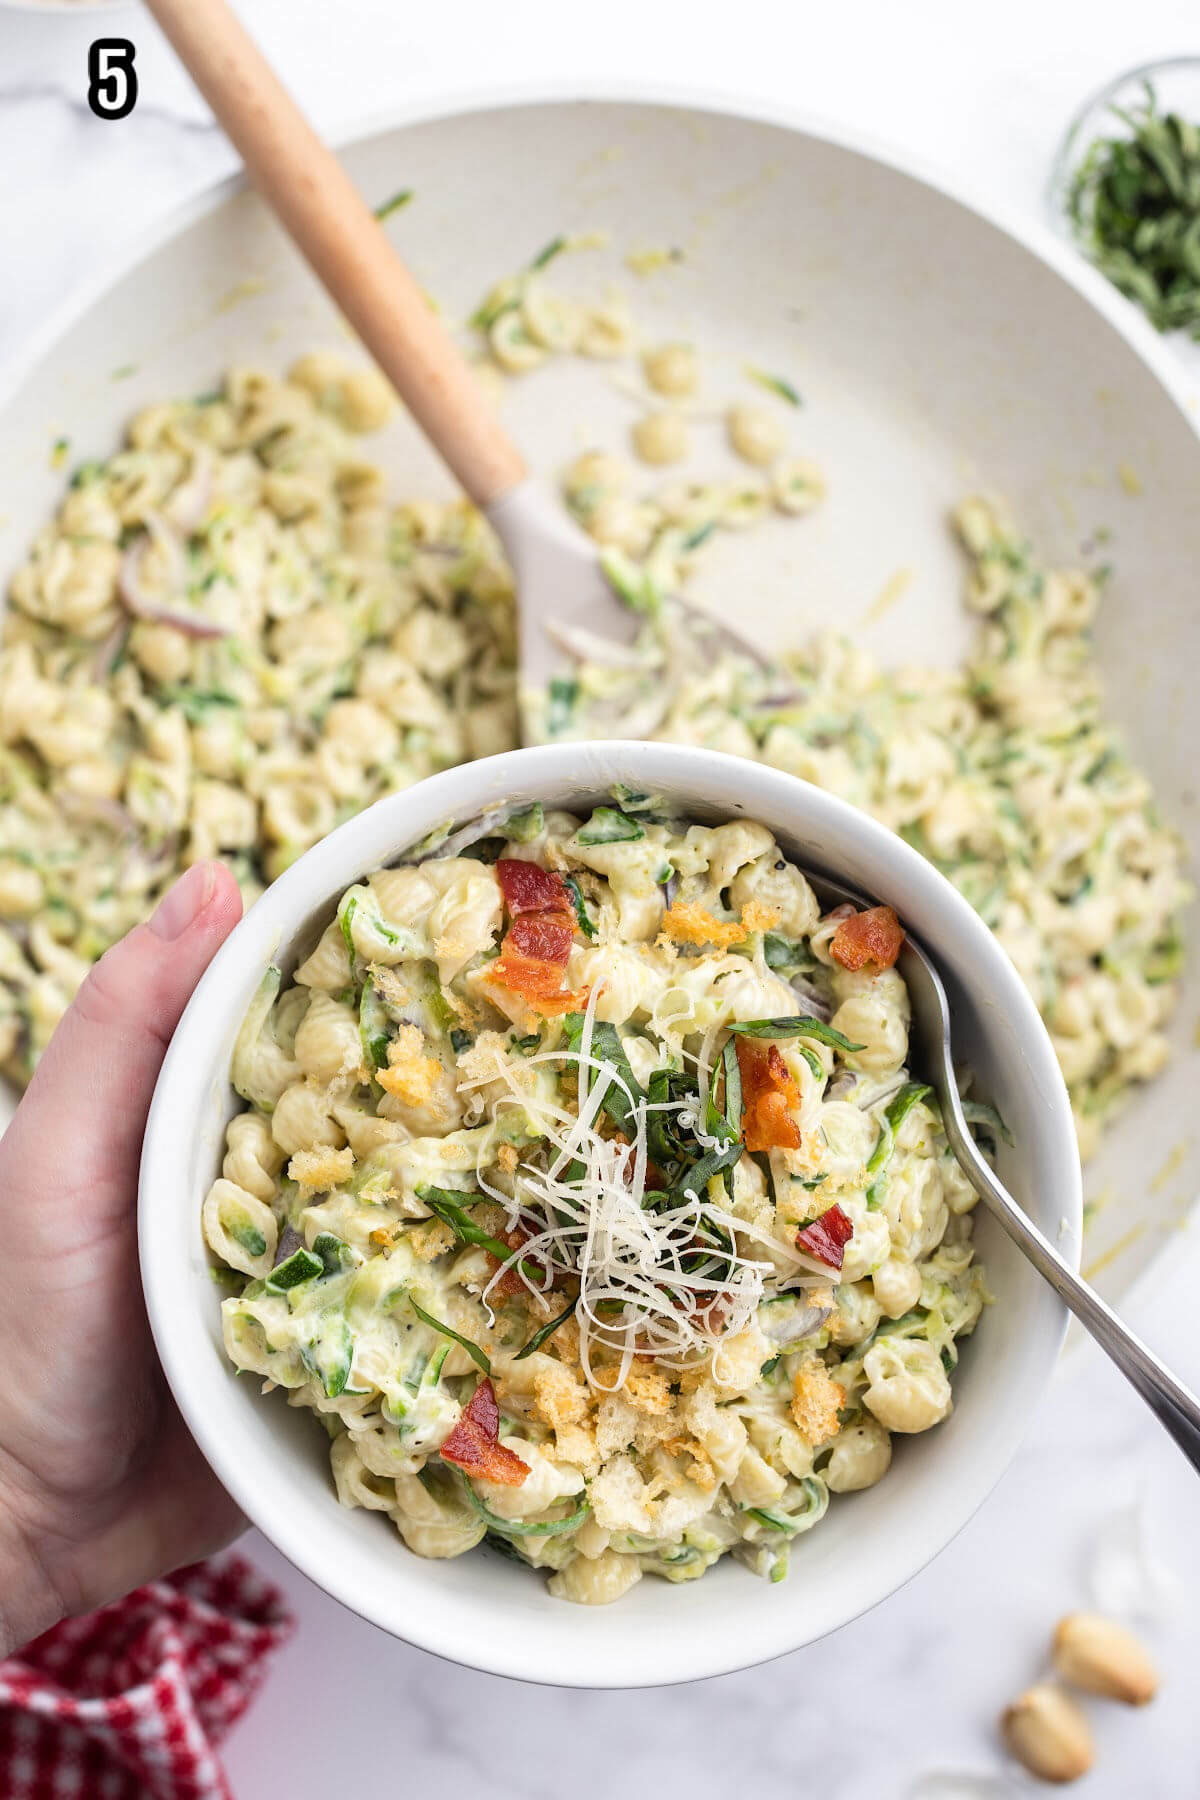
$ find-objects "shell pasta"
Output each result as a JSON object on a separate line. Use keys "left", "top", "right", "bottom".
{"left": 205, "top": 806, "right": 990, "bottom": 1601}
{"left": 0, "top": 336, "right": 1187, "bottom": 1162}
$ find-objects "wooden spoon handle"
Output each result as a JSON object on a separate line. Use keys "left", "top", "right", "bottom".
{"left": 143, "top": 0, "right": 526, "bottom": 506}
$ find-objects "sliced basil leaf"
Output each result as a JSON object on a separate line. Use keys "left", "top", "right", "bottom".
{"left": 763, "top": 933, "right": 810, "bottom": 972}
{"left": 670, "top": 1138, "right": 743, "bottom": 1200}
{"left": 514, "top": 1296, "right": 578, "bottom": 1360}
{"left": 408, "top": 1295, "right": 491, "bottom": 1374}
{"left": 563, "top": 874, "right": 597, "bottom": 940}
{"left": 562, "top": 1014, "right": 644, "bottom": 1137}
{"left": 865, "top": 1082, "right": 933, "bottom": 1206}
{"left": 728, "top": 1016, "right": 865, "bottom": 1052}
{"left": 417, "top": 1187, "right": 548, "bottom": 1290}
{"left": 721, "top": 1036, "right": 742, "bottom": 1135}
{"left": 745, "top": 365, "right": 803, "bottom": 407}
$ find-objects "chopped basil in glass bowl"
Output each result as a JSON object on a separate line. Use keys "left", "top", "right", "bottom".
{"left": 1049, "top": 57, "right": 1200, "bottom": 345}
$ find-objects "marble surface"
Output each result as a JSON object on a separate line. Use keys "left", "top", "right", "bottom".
{"left": 3, "top": 1, "right": 1200, "bottom": 1792}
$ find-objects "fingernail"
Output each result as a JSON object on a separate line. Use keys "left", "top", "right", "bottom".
{"left": 149, "top": 862, "right": 217, "bottom": 941}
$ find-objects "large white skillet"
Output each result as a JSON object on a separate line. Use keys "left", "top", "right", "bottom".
{"left": 0, "top": 85, "right": 1197, "bottom": 1290}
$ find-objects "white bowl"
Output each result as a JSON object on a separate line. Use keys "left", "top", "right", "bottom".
{"left": 139, "top": 741, "right": 1080, "bottom": 1686}
{"left": 1, "top": 90, "right": 1196, "bottom": 1298}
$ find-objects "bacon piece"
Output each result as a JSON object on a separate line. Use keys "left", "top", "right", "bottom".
{"left": 439, "top": 1377, "right": 529, "bottom": 1486}
{"left": 489, "top": 945, "right": 586, "bottom": 1013}
{"left": 830, "top": 905, "right": 905, "bottom": 972}
{"left": 496, "top": 859, "right": 570, "bottom": 917}
{"left": 487, "top": 1228, "right": 537, "bottom": 1300}
{"left": 795, "top": 1203, "right": 854, "bottom": 1272}
{"left": 611, "top": 1129, "right": 668, "bottom": 1193}
{"left": 489, "top": 864, "right": 583, "bottom": 1014}
{"left": 507, "top": 912, "right": 573, "bottom": 963}
{"left": 735, "top": 1038, "right": 804, "bottom": 1153}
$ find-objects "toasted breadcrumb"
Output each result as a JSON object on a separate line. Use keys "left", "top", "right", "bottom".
{"left": 740, "top": 899, "right": 781, "bottom": 934}
{"left": 659, "top": 901, "right": 745, "bottom": 949}
{"left": 408, "top": 1219, "right": 456, "bottom": 1261}
{"left": 624, "top": 1361, "right": 673, "bottom": 1416}
{"left": 532, "top": 1360, "right": 591, "bottom": 1428}
{"left": 376, "top": 1024, "right": 442, "bottom": 1106}
{"left": 790, "top": 1360, "right": 845, "bottom": 1444}
{"left": 496, "top": 1142, "right": 519, "bottom": 1175}
{"left": 473, "top": 1199, "right": 508, "bottom": 1237}
{"left": 545, "top": 1420, "right": 601, "bottom": 1476}
{"left": 663, "top": 1433, "right": 718, "bottom": 1491}
{"left": 687, "top": 1449, "right": 718, "bottom": 1491}
{"left": 287, "top": 1145, "right": 355, "bottom": 1190}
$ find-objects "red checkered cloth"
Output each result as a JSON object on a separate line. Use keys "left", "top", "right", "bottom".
{"left": 0, "top": 1555, "right": 293, "bottom": 1800}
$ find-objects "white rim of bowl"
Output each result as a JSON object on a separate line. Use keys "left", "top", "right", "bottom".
{"left": 140, "top": 742, "right": 1079, "bottom": 1687}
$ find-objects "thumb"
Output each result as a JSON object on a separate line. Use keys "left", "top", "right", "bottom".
{"left": 2, "top": 861, "right": 243, "bottom": 1223}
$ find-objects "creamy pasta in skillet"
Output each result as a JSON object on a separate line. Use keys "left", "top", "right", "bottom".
{"left": 204, "top": 802, "right": 990, "bottom": 1602}
{"left": 0, "top": 336, "right": 1187, "bottom": 1162}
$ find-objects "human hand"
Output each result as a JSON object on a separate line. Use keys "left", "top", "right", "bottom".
{"left": 0, "top": 861, "right": 244, "bottom": 1656}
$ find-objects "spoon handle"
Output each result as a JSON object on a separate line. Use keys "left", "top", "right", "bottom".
{"left": 143, "top": 0, "right": 526, "bottom": 507}
{"left": 943, "top": 1106, "right": 1200, "bottom": 1475}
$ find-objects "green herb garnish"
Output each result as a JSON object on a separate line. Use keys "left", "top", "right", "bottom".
{"left": 562, "top": 874, "right": 597, "bottom": 940}
{"left": 408, "top": 1295, "right": 491, "bottom": 1373}
{"left": 514, "top": 1296, "right": 578, "bottom": 1360}
{"left": 417, "top": 1187, "right": 549, "bottom": 1290}
{"left": 562, "top": 1015, "right": 644, "bottom": 1136}
{"left": 727, "top": 1016, "right": 865, "bottom": 1052}
{"left": 374, "top": 188, "right": 414, "bottom": 221}
{"left": 744, "top": 365, "right": 803, "bottom": 406}
{"left": 865, "top": 1082, "right": 933, "bottom": 1207}
{"left": 529, "top": 235, "right": 567, "bottom": 271}
{"left": 1068, "top": 82, "right": 1200, "bottom": 338}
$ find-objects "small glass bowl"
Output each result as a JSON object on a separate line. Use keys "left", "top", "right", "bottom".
{"left": 1047, "top": 57, "right": 1200, "bottom": 353}
{"left": 1048, "top": 56, "right": 1200, "bottom": 245}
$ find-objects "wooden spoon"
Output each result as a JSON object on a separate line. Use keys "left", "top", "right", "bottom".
{"left": 143, "top": 0, "right": 767, "bottom": 733}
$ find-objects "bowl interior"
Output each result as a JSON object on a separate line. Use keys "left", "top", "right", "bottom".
{"left": 2, "top": 97, "right": 1195, "bottom": 1297}
{"left": 140, "top": 742, "right": 1078, "bottom": 1685}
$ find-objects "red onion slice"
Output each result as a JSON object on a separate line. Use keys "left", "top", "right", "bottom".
{"left": 57, "top": 791, "right": 138, "bottom": 841}
{"left": 118, "top": 513, "right": 230, "bottom": 640}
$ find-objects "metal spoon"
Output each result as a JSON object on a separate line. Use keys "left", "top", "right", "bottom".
{"left": 812, "top": 870, "right": 1200, "bottom": 1474}
{"left": 143, "top": 0, "right": 768, "bottom": 732}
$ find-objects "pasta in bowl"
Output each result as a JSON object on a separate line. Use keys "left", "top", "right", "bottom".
{"left": 142, "top": 740, "right": 1079, "bottom": 1680}
{"left": 204, "top": 796, "right": 993, "bottom": 1603}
